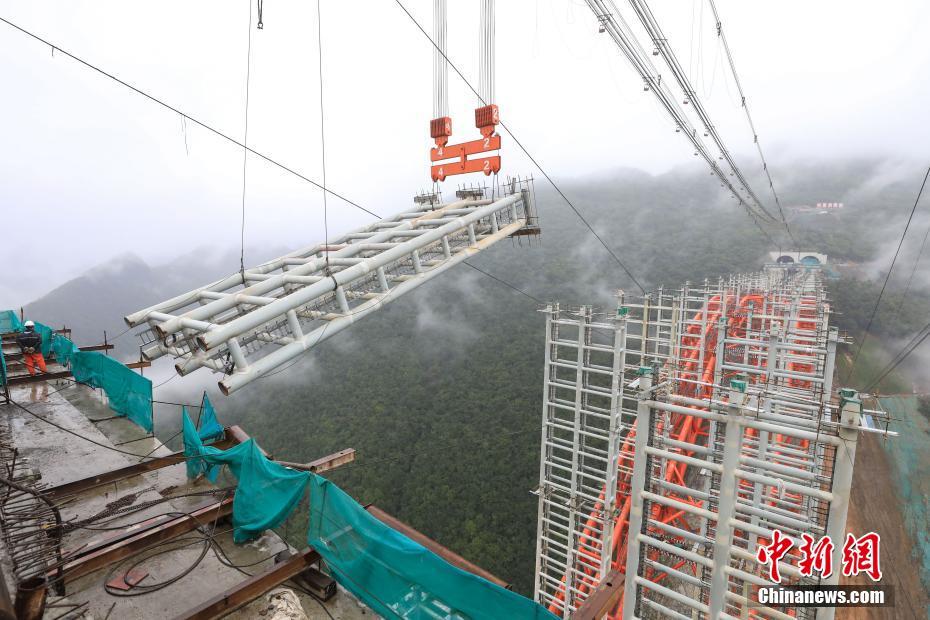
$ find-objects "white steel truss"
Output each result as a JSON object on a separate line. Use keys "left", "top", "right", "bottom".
{"left": 126, "top": 182, "right": 535, "bottom": 394}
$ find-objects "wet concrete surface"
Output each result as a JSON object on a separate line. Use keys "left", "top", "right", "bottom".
{"left": 1, "top": 382, "right": 368, "bottom": 619}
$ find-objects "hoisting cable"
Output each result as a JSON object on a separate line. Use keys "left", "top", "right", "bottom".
{"left": 0, "top": 16, "right": 381, "bottom": 219}
{"left": 316, "top": 0, "right": 334, "bottom": 279}
{"left": 845, "top": 165, "right": 929, "bottom": 383}
{"left": 479, "top": 0, "right": 495, "bottom": 105}
{"left": 433, "top": 0, "right": 448, "bottom": 121}
{"left": 395, "top": 0, "right": 647, "bottom": 295}
{"left": 463, "top": 262, "right": 542, "bottom": 303}
{"left": 239, "top": 0, "right": 254, "bottom": 284}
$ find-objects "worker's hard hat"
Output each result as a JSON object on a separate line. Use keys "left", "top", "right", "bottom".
{"left": 23, "top": 320, "right": 34, "bottom": 328}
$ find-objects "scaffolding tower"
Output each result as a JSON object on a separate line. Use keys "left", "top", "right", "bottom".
{"left": 534, "top": 263, "right": 892, "bottom": 619}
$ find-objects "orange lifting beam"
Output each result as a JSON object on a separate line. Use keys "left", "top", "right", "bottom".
{"left": 429, "top": 104, "right": 501, "bottom": 182}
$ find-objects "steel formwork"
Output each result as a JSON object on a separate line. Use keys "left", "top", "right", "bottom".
{"left": 535, "top": 265, "right": 892, "bottom": 619}
{"left": 534, "top": 296, "right": 672, "bottom": 616}
{"left": 125, "top": 182, "right": 535, "bottom": 394}
{"left": 534, "top": 305, "right": 627, "bottom": 615}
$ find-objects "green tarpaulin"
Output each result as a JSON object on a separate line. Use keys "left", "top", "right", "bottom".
{"left": 32, "top": 321, "right": 53, "bottom": 358}
{"left": 198, "top": 394, "right": 224, "bottom": 442}
{"left": 182, "top": 409, "right": 309, "bottom": 543}
{"left": 0, "top": 310, "right": 22, "bottom": 334}
{"left": 71, "top": 351, "right": 153, "bottom": 432}
{"left": 183, "top": 407, "right": 222, "bottom": 483}
{"left": 0, "top": 346, "right": 7, "bottom": 387}
{"left": 180, "top": 409, "right": 556, "bottom": 618}
{"left": 51, "top": 333, "right": 79, "bottom": 368}
{"left": 307, "top": 475, "right": 558, "bottom": 620}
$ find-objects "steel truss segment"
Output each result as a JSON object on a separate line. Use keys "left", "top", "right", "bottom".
{"left": 126, "top": 184, "right": 535, "bottom": 393}
{"left": 537, "top": 265, "right": 890, "bottom": 620}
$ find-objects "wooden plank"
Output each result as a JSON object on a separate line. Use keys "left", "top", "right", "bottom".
{"left": 77, "top": 344, "right": 115, "bottom": 352}
{"left": 276, "top": 448, "right": 355, "bottom": 474}
{"left": 573, "top": 569, "right": 625, "bottom": 620}
{"left": 175, "top": 548, "right": 321, "bottom": 620}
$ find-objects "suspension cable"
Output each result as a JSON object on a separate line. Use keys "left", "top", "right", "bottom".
{"left": 626, "top": 0, "right": 794, "bottom": 246}
{"left": 864, "top": 319, "right": 930, "bottom": 393}
{"left": 705, "top": 0, "right": 795, "bottom": 242}
{"left": 582, "top": 0, "right": 780, "bottom": 229}
{"left": 889, "top": 195, "right": 930, "bottom": 323}
{"left": 845, "top": 165, "right": 930, "bottom": 383}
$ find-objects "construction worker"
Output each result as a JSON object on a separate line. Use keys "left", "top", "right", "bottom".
{"left": 16, "top": 321, "right": 47, "bottom": 376}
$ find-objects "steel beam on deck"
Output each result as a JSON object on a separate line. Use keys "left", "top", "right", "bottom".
{"left": 174, "top": 548, "right": 321, "bottom": 620}
{"left": 43, "top": 429, "right": 241, "bottom": 499}
{"left": 56, "top": 497, "right": 233, "bottom": 583}
{"left": 6, "top": 371, "right": 72, "bottom": 386}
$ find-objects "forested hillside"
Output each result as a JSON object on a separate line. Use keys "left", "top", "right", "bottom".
{"left": 210, "top": 159, "right": 929, "bottom": 594}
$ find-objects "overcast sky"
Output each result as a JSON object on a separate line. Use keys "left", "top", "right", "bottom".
{"left": 1, "top": 0, "right": 929, "bottom": 308}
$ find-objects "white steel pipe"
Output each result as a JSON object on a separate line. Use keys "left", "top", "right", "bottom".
{"left": 219, "top": 214, "right": 524, "bottom": 393}
{"left": 201, "top": 195, "right": 519, "bottom": 351}
{"left": 125, "top": 198, "right": 487, "bottom": 329}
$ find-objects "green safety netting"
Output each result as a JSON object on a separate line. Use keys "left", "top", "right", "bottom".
{"left": 0, "top": 310, "right": 23, "bottom": 334}
{"left": 1, "top": 312, "right": 54, "bottom": 357}
{"left": 180, "top": 411, "right": 555, "bottom": 618}
{"left": 51, "top": 333, "right": 79, "bottom": 368}
{"left": 307, "top": 475, "right": 558, "bottom": 620}
{"left": 198, "top": 394, "right": 224, "bottom": 442}
{"left": 71, "top": 351, "right": 153, "bottom": 432}
{"left": 0, "top": 346, "right": 7, "bottom": 387}
{"left": 183, "top": 407, "right": 222, "bottom": 482}
{"left": 32, "top": 321, "right": 53, "bottom": 357}
{"left": 182, "top": 409, "right": 310, "bottom": 543}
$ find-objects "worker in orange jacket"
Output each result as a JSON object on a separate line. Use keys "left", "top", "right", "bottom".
{"left": 16, "top": 321, "right": 47, "bottom": 375}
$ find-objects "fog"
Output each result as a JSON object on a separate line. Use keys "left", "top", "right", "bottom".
{"left": 2, "top": 0, "right": 930, "bottom": 307}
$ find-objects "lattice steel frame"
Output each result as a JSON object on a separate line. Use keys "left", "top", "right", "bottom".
{"left": 534, "top": 305, "right": 627, "bottom": 615}
{"left": 126, "top": 182, "right": 535, "bottom": 393}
